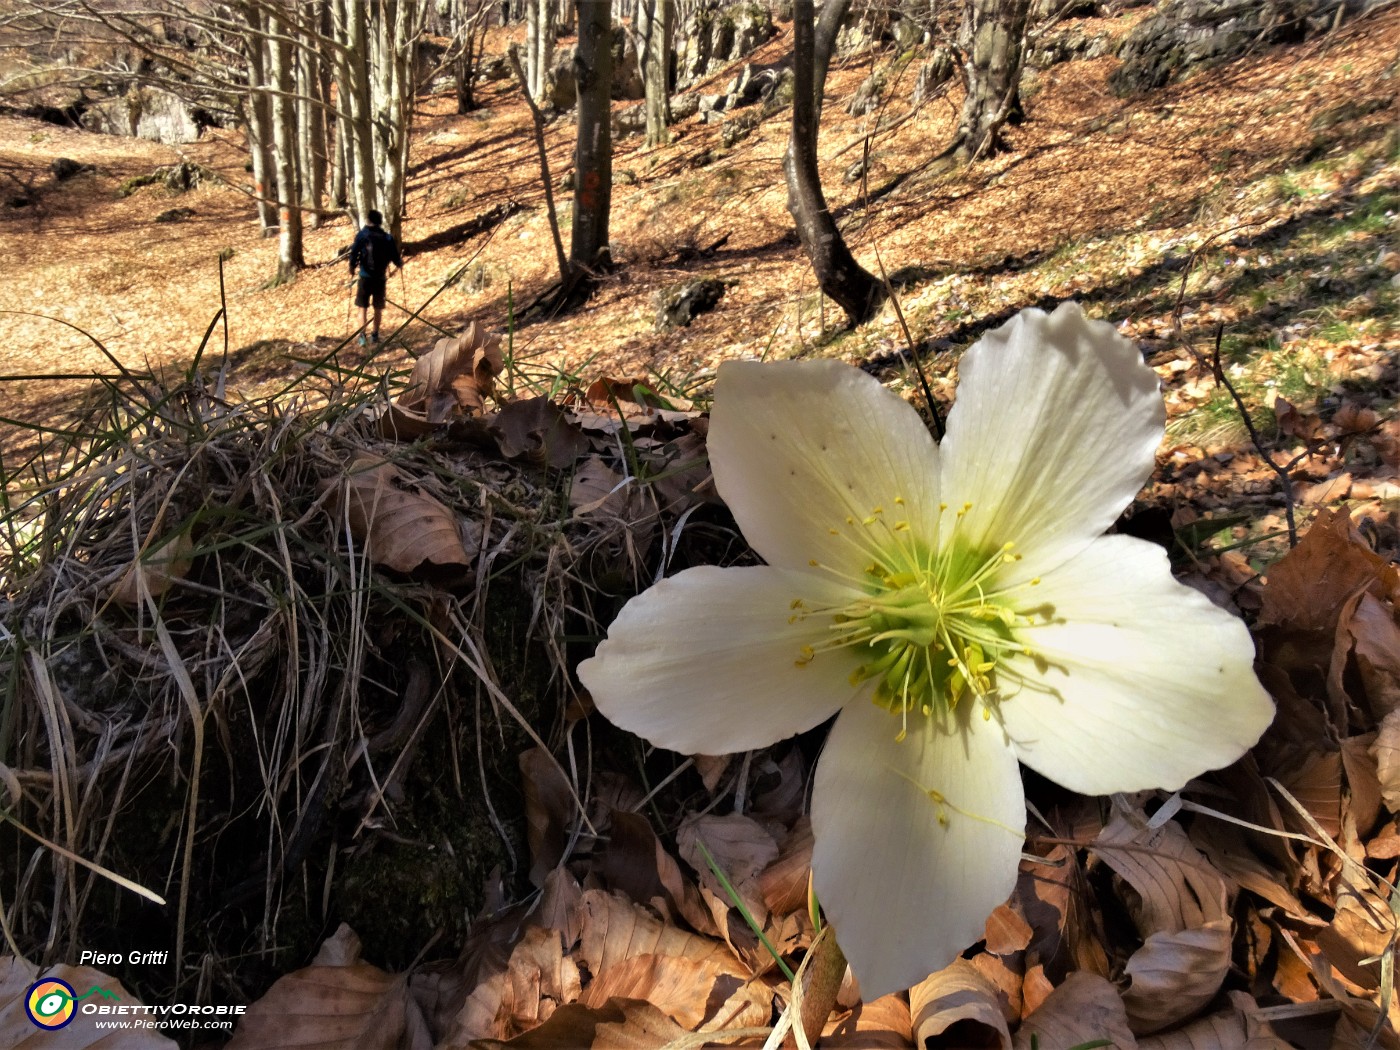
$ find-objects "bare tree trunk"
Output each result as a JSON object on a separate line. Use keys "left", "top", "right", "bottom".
{"left": 569, "top": 0, "right": 612, "bottom": 280}
{"left": 953, "top": 0, "right": 1030, "bottom": 162}
{"left": 268, "top": 4, "right": 305, "bottom": 283}
{"left": 525, "top": 0, "right": 555, "bottom": 100}
{"left": 337, "top": 0, "right": 378, "bottom": 226}
{"left": 784, "top": 0, "right": 883, "bottom": 327}
{"left": 639, "top": 0, "right": 672, "bottom": 146}
{"left": 239, "top": 4, "right": 277, "bottom": 234}
{"left": 296, "top": 33, "right": 324, "bottom": 228}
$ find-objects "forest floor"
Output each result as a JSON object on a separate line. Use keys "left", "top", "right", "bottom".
{"left": 1, "top": 5, "right": 1400, "bottom": 1047}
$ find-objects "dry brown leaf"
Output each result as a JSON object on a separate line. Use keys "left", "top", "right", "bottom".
{"left": 597, "top": 810, "right": 714, "bottom": 936}
{"left": 576, "top": 889, "right": 738, "bottom": 979}
{"left": 909, "top": 958, "right": 1011, "bottom": 1050}
{"left": 520, "top": 747, "right": 576, "bottom": 888}
{"left": 536, "top": 868, "right": 584, "bottom": 949}
{"left": 822, "top": 994, "right": 915, "bottom": 1048}
{"left": 1017, "top": 842, "right": 1110, "bottom": 981}
{"left": 328, "top": 456, "right": 470, "bottom": 576}
{"left": 470, "top": 997, "right": 689, "bottom": 1049}
{"left": 1274, "top": 747, "right": 1344, "bottom": 838}
{"left": 1300, "top": 472, "right": 1353, "bottom": 505}
{"left": 568, "top": 456, "right": 630, "bottom": 517}
{"left": 1093, "top": 812, "right": 1230, "bottom": 935}
{"left": 1121, "top": 921, "right": 1233, "bottom": 1034}
{"left": 582, "top": 376, "right": 685, "bottom": 409}
{"left": 0, "top": 957, "right": 177, "bottom": 1048}
{"left": 398, "top": 321, "right": 502, "bottom": 420}
{"left": 758, "top": 817, "right": 814, "bottom": 919}
{"left": 985, "top": 903, "right": 1034, "bottom": 957}
{"left": 491, "top": 398, "right": 590, "bottom": 470}
{"left": 578, "top": 952, "right": 741, "bottom": 1028}
{"left": 677, "top": 812, "right": 780, "bottom": 917}
{"left": 1313, "top": 885, "right": 1396, "bottom": 992}
{"left": 1373, "top": 709, "right": 1400, "bottom": 814}
{"left": 227, "top": 924, "right": 430, "bottom": 1050}
{"left": 694, "top": 754, "right": 732, "bottom": 795}
{"left": 499, "top": 927, "right": 582, "bottom": 1037}
{"left": 1258, "top": 508, "right": 1400, "bottom": 633}
{"left": 1349, "top": 593, "right": 1400, "bottom": 720}
{"left": 437, "top": 969, "right": 508, "bottom": 1048}
{"left": 1339, "top": 734, "right": 1383, "bottom": 837}
{"left": 1136, "top": 995, "right": 1289, "bottom": 1049}
{"left": 1012, "top": 972, "right": 1136, "bottom": 1050}
{"left": 110, "top": 528, "right": 193, "bottom": 605}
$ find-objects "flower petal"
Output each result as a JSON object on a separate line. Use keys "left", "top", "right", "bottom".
{"left": 1000, "top": 535, "right": 1274, "bottom": 795}
{"left": 578, "top": 565, "right": 864, "bottom": 756}
{"left": 940, "top": 302, "right": 1164, "bottom": 577}
{"left": 709, "top": 360, "right": 942, "bottom": 575}
{"left": 812, "top": 700, "right": 1025, "bottom": 1000}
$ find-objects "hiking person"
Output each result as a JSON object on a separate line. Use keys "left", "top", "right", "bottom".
{"left": 348, "top": 209, "right": 403, "bottom": 345}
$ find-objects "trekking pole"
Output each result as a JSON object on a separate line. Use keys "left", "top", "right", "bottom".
{"left": 344, "top": 276, "right": 355, "bottom": 339}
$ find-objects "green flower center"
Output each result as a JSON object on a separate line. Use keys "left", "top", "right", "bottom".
{"left": 792, "top": 500, "right": 1047, "bottom": 736}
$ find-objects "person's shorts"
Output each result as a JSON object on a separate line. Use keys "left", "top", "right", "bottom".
{"left": 355, "top": 271, "right": 387, "bottom": 309}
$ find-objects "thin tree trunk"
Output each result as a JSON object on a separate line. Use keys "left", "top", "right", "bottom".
{"left": 341, "top": 0, "right": 377, "bottom": 225}
{"left": 569, "top": 0, "right": 613, "bottom": 281}
{"left": 953, "top": 0, "right": 1030, "bottom": 162}
{"left": 296, "top": 36, "right": 324, "bottom": 228}
{"left": 784, "top": 0, "right": 883, "bottom": 327}
{"left": 269, "top": 4, "right": 305, "bottom": 283}
{"left": 240, "top": 4, "right": 277, "bottom": 234}
{"left": 640, "top": 0, "right": 672, "bottom": 146}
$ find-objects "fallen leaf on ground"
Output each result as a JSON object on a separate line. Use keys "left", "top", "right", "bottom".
{"left": 227, "top": 924, "right": 430, "bottom": 1050}
{"left": 1013, "top": 971, "right": 1136, "bottom": 1050}
{"left": 909, "top": 958, "right": 1011, "bottom": 1050}
{"left": 326, "top": 456, "right": 470, "bottom": 575}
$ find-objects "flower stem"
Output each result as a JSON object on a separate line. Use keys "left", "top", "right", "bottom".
{"left": 795, "top": 929, "right": 848, "bottom": 1046}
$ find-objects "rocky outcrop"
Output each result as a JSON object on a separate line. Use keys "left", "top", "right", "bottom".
{"left": 545, "top": 25, "right": 645, "bottom": 112}
{"left": 1110, "top": 0, "right": 1381, "bottom": 95}
{"left": 80, "top": 87, "right": 207, "bottom": 144}
{"left": 675, "top": 3, "right": 776, "bottom": 88}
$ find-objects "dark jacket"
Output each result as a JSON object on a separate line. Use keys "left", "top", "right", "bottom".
{"left": 349, "top": 225, "right": 403, "bottom": 277}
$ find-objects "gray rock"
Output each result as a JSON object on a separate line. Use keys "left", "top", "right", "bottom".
{"left": 154, "top": 207, "right": 196, "bottom": 223}
{"left": 81, "top": 87, "right": 202, "bottom": 144}
{"left": 1111, "top": 0, "right": 1374, "bottom": 95}
{"left": 653, "top": 277, "right": 725, "bottom": 329}
{"left": 50, "top": 157, "right": 93, "bottom": 181}
{"left": 676, "top": 2, "right": 775, "bottom": 88}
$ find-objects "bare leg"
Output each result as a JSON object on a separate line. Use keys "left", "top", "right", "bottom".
{"left": 372, "top": 305, "right": 384, "bottom": 338}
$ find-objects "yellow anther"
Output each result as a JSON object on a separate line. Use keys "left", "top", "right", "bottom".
{"left": 1002, "top": 542, "right": 1015, "bottom": 551}
{"left": 894, "top": 496, "right": 905, "bottom": 505}
{"left": 828, "top": 528, "right": 840, "bottom": 535}
{"left": 1030, "top": 577, "right": 1041, "bottom": 586}
{"left": 983, "top": 706, "right": 992, "bottom": 721}
{"left": 862, "top": 515, "right": 878, "bottom": 526}
{"left": 895, "top": 727, "right": 907, "bottom": 743}
{"left": 846, "top": 516, "right": 855, "bottom": 525}
{"left": 895, "top": 521, "right": 911, "bottom": 531}
{"left": 808, "top": 559, "right": 820, "bottom": 567}
{"left": 790, "top": 599, "right": 805, "bottom": 609}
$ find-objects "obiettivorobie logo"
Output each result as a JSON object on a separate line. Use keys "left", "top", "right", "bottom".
{"left": 24, "top": 979, "right": 120, "bottom": 1030}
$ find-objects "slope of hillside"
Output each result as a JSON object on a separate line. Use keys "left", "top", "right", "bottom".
{"left": 0, "top": 4, "right": 1395, "bottom": 466}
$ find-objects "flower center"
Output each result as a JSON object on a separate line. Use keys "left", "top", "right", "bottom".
{"left": 792, "top": 500, "right": 1046, "bottom": 737}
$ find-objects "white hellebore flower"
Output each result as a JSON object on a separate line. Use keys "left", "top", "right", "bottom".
{"left": 578, "top": 302, "right": 1274, "bottom": 999}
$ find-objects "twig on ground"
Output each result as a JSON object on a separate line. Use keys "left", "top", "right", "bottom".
{"left": 1207, "top": 324, "right": 1311, "bottom": 548}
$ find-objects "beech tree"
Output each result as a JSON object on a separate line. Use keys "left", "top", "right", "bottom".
{"left": 951, "top": 0, "right": 1031, "bottom": 161}
{"left": 637, "top": 0, "right": 672, "bottom": 146}
{"left": 785, "top": 0, "right": 884, "bottom": 327}
{"left": 567, "top": 0, "right": 614, "bottom": 294}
